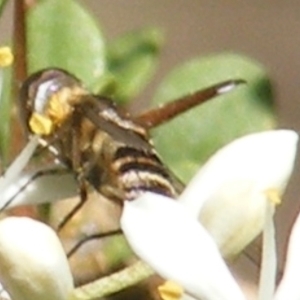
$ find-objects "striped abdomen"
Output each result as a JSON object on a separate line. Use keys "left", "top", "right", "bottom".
{"left": 112, "top": 146, "right": 178, "bottom": 200}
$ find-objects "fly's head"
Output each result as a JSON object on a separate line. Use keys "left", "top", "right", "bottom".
{"left": 19, "top": 68, "right": 87, "bottom": 140}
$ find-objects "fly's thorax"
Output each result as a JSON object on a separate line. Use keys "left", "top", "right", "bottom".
{"left": 51, "top": 115, "right": 105, "bottom": 170}
{"left": 100, "top": 106, "right": 147, "bottom": 138}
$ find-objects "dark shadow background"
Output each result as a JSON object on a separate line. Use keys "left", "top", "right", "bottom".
{"left": 1, "top": 1, "right": 300, "bottom": 297}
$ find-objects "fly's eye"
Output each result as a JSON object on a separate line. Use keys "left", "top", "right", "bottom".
{"left": 19, "top": 68, "right": 82, "bottom": 136}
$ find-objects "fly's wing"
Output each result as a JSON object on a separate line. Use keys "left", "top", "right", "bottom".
{"left": 75, "top": 79, "right": 245, "bottom": 150}
{"left": 135, "top": 79, "right": 245, "bottom": 128}
{"left": 75, "top": 95, "right": 153, "bottom": 151}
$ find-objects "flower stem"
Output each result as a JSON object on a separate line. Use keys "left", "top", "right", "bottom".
{"left": 70, "top": 260, "right": 154, "bottom": 300}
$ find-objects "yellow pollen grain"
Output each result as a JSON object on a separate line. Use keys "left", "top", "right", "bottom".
{"left": 0, "top": 47, "right": 13, "bottom": 67}
{"left": 264, "top": 188, "right": 282, "bottom": 206}
{"left": 158, "top": 280, "right": 184, "bottom": 300}
{"left": 29, "top": 112, "right": 53, "bottom": 135}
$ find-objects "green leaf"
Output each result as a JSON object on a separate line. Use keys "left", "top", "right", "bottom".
{"left": 151, "top": 53, "right": 276, "bottom": 183}
{"left": 107, "top": 27, "right": 163, "bottom": 104}
{"left": 27, "top": 0, "right": 105, "bottom": 87}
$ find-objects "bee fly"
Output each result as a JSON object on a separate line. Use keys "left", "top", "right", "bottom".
{"left": 17, "top": 68, "right": 243, "bottom": 252}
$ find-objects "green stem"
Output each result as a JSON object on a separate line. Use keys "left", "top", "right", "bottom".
{"left": 70, "top": 260, "right": 154, "bottom": 300}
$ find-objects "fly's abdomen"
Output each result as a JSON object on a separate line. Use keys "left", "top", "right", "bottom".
{"left": 112, "top": 146, "right": 178, "bottom": 200}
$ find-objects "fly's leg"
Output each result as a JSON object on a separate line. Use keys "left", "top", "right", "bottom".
{"left": 67, "top": 229, "right": 122, "bottom": 258}
{"left": 57, "top": 113, "right": 91, "bottom": 232}
{"left": 56, "top": 173, "right": 89, "bottom": 231}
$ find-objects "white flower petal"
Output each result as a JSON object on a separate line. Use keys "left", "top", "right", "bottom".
{"left": 121, "top": 192, "right": 246, "bottom": 300}
{"left": 179, "top": 130, "right": 298, "bottom": 258}
{"left": 0, "top": 282, "right": 10, "bottom": 300}
{"left": 181, "top": 129, "right": 298, "bottom": 216}
{"left": 0, "top": 168, "right": 77, "bottom": 209}
{"left": 181, "top": 294, "right": 198, "bottom": 300}
{"left": 273, "top": 208, "right": 300, "bottom": 300}
{"left": 0, "top": 217, "right": 73, "bottom": 300}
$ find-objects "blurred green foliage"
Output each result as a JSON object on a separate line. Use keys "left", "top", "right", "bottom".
{"left": 106, "top": 27, "right": 163, "bottom": 103}
{"left": 27, "top": 0, "right": 105, "bottom": 88}
{"left": 0, "top": 0, "right": 7, "bottom": 16}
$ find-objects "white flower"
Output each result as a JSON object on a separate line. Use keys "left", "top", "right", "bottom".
{"left": 121, "top": 193, "right": 247, "bottom": 300}
{"left": 0, "top": 217, "right": 74, "bottom": 300}
{"left": 181, "top": 129, "right": 298, "bottom": 258}
{"left": 121, "top": 130, "right": 298, "bottom": 300}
